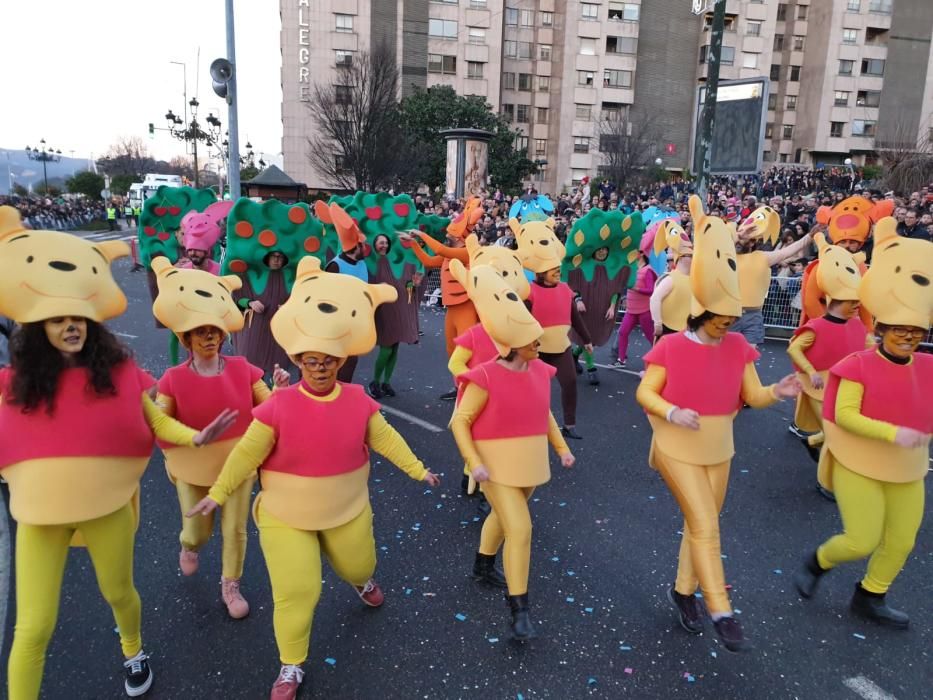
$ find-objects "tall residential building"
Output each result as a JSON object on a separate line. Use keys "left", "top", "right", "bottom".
{"left": 281, "top": 0, "right": 933, "bottom": 193}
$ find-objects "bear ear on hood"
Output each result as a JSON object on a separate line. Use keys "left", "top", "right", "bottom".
{"left": 853, "top": 251, "right": 867, "bottom": 266}
{"left": 296, "top": 255, "right": 324, "bottom": 279}
{"left": 815, "top": 205, "right": 834, "bottom": 225}
{"left": 367, "top": 282, "right": 399, "bottom": 307}
{"left": 868, "top": 198, "right": 895, "bottom": 222}
{"left": 219, "top": 274, "right": 243, "bottom": 293}
{"left": 465, "top": 234, "right": 482, "bottom": 257}
{"left": 313, "top": 200, "right": 333, "bottom": 224}
{"left": 151, "top": 256, "right": 174, "bottom": 276}
{"left": 448, "top": 258, "right": 469, "bottom": 287}
{"left": 97, "top": 240, "right": 131, "bottom": 261}
{"left": 813, "top": 231, "right": 830, "bottom": 257}
{"left": 871, "top": 216, "right": 898, "bottom": 245}
{"left": 687, "top": 194, "right": 706, "bottom": 224}
{"left": 508, "top": 217, "right": 522, "bottom": 238}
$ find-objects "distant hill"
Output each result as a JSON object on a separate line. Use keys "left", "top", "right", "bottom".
{"left": 0, "top": 148, "right": 96, "bottom": 194}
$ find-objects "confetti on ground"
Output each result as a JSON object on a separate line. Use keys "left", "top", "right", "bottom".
{"left": 773, "top": 569, "right": 783, "bottom": 574}
{"left": 853, "top": 633, "right": 866, "bottom": 640}
{"left": 455, "top": 613, "right": 467, "bottom": 622}
{"left": 587, "top": 677, "right": 597, "bottom": 687}
{"left": 551, "top": 556, "right": 560, "bottom": 562}
{"left": 559, "top": 502, "right": 567, "bottom": 507}
{"left": 405, "top": 588, "right": 412, "bottom": 595}
{"left": 620, "top": 645, "right": 632, "bottom": 651}
{"left": 566, "top": 597, "right": 575, "bottom": 603}
{"left": 624, "top": 668, "right": 634, "bottom": 675}
{"left": 648, "top": 496, "right": 656, "bottom": 500}
{"left": 710, "top": 651, "right": 717, "bottom": 658}
{"left": 684, "top": 673, "right": 696, "bottom": 683}
{"left": 567, "top": 570, "right": 576, "bottom": 577}
{"left": 488, "top": 637, "right": 499, "bottom": 643}
{"left": 584, "top": 607, "right": 594, "bottom": 613}
{"left": 324, "top": 658, "right": 336, "bottom": 666}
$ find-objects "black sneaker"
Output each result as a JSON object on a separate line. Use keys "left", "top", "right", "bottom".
{"left": 712, "top": 615, "right": 752, "bottom": 653}
{"left": 587, "top": 368, "right": 600, "bottom": 386}
{"left": 667, "top": 586, "right": 705, "bottom": 634}
{"left": 788, "top": 423, "right": 812, "bottom": 439}
{"left": 439, "top": 388, "right": 458, "bottom": 401}
{"left": 802, "top": 438, "right": 821, "bottom": 463}
{"left": 123, "top": 651, "right": 153, "bottom": 697}
{"left": 561, "top": 426, "right": 583, "bottom": 440}
{"left": 381, "top": 382, "right": 396, "bottom": 398}
{"left": 368, "top": 381, "right": 383, "bottom": 399}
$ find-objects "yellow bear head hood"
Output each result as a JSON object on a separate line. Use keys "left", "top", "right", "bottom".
{"left": 510, "top": 217, "right": 566, "bottom": 274}
{"left": 465, "top": 233, "right": 531, "bottom": 300}
{"left": 687, "top": 195, "right": 741, "bottom": 317}
{"left": 813, "top": 232, "right": 865, "bottom": 303}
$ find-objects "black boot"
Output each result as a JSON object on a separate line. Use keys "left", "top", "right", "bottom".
{"left": 507, "top": 593, "right": 537, "bottom": 640}
{"left": 850, "top": 583, "right": 909, "bottom": 629}
{"left": 794, "top": 551, "right": 829, "bottom": 599}
{"left": 587, "top": 368, "right": 600, "bottom": 386}
{"left": 472, "top": 552, "right": 507, "bottom": 588}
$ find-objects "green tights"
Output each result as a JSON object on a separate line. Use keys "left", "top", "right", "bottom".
{"left": 572, "top": 345, "right": 595, "bottom": 370}
{"left": 373, "top": 344, "right": 399, "bottom": 384}
{"left": 169, "top": 334, "right": 180, "bottom": 366}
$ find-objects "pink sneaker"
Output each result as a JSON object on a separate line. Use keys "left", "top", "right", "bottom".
{"left": 354, "top": 578, "right": 385, "bottom": 607}
{"left": 179, "top": 548, "right": 199, "bottom": 576}
{"left": 221, "top": 577, "right": 250, "bottom": 619}
{"left": 270, "top": 664, "right": 304, "bottom": 700}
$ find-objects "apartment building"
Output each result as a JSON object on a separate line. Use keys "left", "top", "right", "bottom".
{"left": 281, "top": 0, "right": 933, "bottom": 192}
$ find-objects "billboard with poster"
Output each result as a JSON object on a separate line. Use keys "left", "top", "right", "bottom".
{"left": 692, "top": 77, "right": 769, "bottom": 175}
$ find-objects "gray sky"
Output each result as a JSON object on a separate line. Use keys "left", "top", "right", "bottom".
{"left": 2, "top": 1, "right": 281, "bottom": 166}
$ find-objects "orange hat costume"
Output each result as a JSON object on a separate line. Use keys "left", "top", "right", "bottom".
{"left": 315, "top": 200, "right": 366, "bottom": 253}
{"left": 799, "top": 196, "right": 893, "bottom": 329}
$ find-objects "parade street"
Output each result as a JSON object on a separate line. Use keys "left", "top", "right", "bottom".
{"left": 1, "top": 250, "right": 930, "bottom": 700}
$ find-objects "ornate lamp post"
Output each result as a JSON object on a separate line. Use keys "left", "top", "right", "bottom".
{"left": 25, "top": 139, "right": 62, "bottom": 194}
{"left": 164, "top": 97, "right": 223, "bottom": 187}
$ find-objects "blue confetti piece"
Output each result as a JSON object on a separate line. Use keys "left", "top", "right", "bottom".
{"left": 648, "top": 496, "right": 656, "bottom": 500}
{"left": 455, "top": 613, "right": 467, "bottom": 621}
{"left": 853, "top": 633, "right": 866, "bottom": 640}
{"left": 740, "top": 469, "right": 749, "bottom": 473}
{"left": 567, "top": 570, "right": 576, "bottom": 576}
{"left": 773, "top": 568, "right": 783, "bottom": 574}
{"left": 422, "top": 576, "right": 430, "bottom": 581}
{"left": 518, "top": 694, "right": 524, "bottom": 700}
{"left": 324, "top": 658, "right": 336, "bottom": 666}
{"left": 619, "top": 645, "right": 632, "bottom": 651}
{"left": 587, "top": 677, "right": 597, "bottom": 687}
{"left": 685, "top": 673, "right": 695, "bottom": 683}
{"left": 551, "top": 556, "right": 560, "bottom": 562}
{"left": 380, "top": 546, "right": 388, "bottom": 551}
{"left": 710, "top": 651, "right": 717, "bottom": 658}
{"left": 488, "top": 637, "right": 499, "bottom": 643}
{"left": 460, "top": 521, "right": 469, "bottom": 525}
{"left": 566, "top": 597, "right": 575, "bottom": 603}
{"left": 436, "top": 503, "right": 443, "bottom": 509}
{"left": 559, "top": 502, "right": 567, "bottom": 507}
{"left": 472, "top": 516, "right": 480, "bottom": 522}
{"left": 584, "top": 607, "right": 593, "bottom": 613}
{"left": 405, "top": 588, "right": 412, "bottom": 595}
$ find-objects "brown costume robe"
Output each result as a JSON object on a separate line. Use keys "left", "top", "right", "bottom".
{"left": 567, "top": 265, "right": 630, "bottom": 347}
{"left": 232, "top": 269, "right": 291, "bottom": 374}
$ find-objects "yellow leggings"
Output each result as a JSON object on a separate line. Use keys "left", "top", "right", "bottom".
{"left": 655, "top": 450, "right": 733, "bottom": 614}
{"left": 817, "top": 460, "right": 925, "bottom": 594}
{"left": 8, "top": 502, "right": 142, "bottom": 700}
{"left": 256, "top": 501, "right": 376, "bottom": 665}
{"left": 478, "top": 483, "right": 535, "bottom": 596}
{"left": 175, "top": 477, "right": 254, "bottom": 579}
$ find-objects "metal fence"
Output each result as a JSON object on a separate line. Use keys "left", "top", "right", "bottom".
{"left": 421, "top": 270, "right": 933, "bottom": 345}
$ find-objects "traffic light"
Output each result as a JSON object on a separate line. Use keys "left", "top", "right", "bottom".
{"left": 148, "top": 123, "right": 154, "bottom": 139}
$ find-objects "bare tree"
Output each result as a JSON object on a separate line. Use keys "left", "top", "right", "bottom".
{"left": 307, "top": 43, "right": 418, "bottom": 191}
{"left": 876, "top": 114, "right": 933, "bottom": 196}
{"left": 596, "top": 107, "right": 661, "bottom": 189}
{"left": 96, "top": 136, "right": 157, "bottom": 177}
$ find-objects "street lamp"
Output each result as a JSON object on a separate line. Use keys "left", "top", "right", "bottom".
{"left": 25, "top": 139, "right": 63, "bottom": 194}
{"left": 162, "top": 97, "right": 222, "bottom": 187}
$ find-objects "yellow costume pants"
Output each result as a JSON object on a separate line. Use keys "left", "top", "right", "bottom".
{"left": 817, "top": 460, "right": 925, "bottom": 594}
{"left": 655, "top": 450, "right": 733, "bottom": 614}
{"left": 175, "top": 477, "right": 254, "bottom": 579}
{"left": 478, "top": 483, "right": 535, "bottom": 596}
{"left": 256, "top": 501, "right": 376, "bottom": 665}
{"left": 8, "top": 502, "right": 142, "bottom": 700}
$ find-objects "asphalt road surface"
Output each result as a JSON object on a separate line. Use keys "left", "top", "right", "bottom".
{"left": 1, "top": 247, "right": 930, "bottom": 700}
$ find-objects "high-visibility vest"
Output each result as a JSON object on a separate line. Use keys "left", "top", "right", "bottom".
{"left": 106, "top": 207, "right": 116, "bottom": 220}
{"left": 124, "top": 206, "right": 133, "bottom": 216}
{"left": 134, "top": 206, "right": 142, "bottom": 216}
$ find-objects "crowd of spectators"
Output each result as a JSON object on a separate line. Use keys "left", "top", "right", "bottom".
{"left": 0, "top": 194, "right": 106, "bottom": 231}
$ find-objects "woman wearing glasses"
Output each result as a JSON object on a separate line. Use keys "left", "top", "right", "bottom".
{"left": 148, "top": 259, "right": 289, "bottom": 620}
{"left": 186, "top": 257, "right": 439, "bottom": 700}
{"left": 795, "top": 221, "right": 932, "bottom": 629}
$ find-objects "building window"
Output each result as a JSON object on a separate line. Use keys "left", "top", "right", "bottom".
{"left": 765, "top": 122, "right": 774, "bottom": 138}
{"left": 535, "top": 138, "right": 547, "bottom": 156}
{"left": 869, "top": 0, "right": 892, "bottom": 14}
{"left": 335, "top": 14, "right": 353, "bottom": 33}
{"left": 537, "top": 108, "right": 549, "bottom": 124}
{"left": 789, "top": 65, "right": 801, "bottom": 81}
{"left": 502, "top": 73, "right": 516, "bottom": 90}
{"left": 470, "top": 0, "right": 487, "bottom": 6}
{"left": 540, "top": 11, "right": 553, "bottom": 26}
{"left": 608, "top": 2, "right": 639, "bottom": 21}
{"left": 516, "top": 104, "right": 530, "bottom": 123}
{"left": 468, "top": 27, "right": 486, "bottom": 44}
{"left": 783, "top": 124, "right": 794, "bottom": 139}
{"left": 834, "top": 90, "right": 850, "bottom": 106}
{"left": 537, "top": 75, "right": 550, "bottom": 92}
{"left": 699, "top": 46, "right": 735, "bottom": 65}
{"left": 797, "top": 5, "right": 808, "bottom": 19}
{"left": 334, "top": 153, "right": 351, "bottom": 174}
{"left": 842, "top": 28, "right": 858, "bottom": 44}
{"left": 504, "top": 41, "right": 517, "bottom": 58}
{"left": 539, "top": 44, "right": 552, "bottom": 61}
{"left": 607, "top": 36, "right": 637, "bottom": 54}
{"left": 786, "top": 95, "right": 797, "bottom": 110}
{"left": 428, "top": 54, "right": 457, "bottom": 75}
{"left": 861, "top": 58, "right": 885, "bottom": 76}
{"left": 574, "top": 137, "right": 590, "bottom": 154}
{"left": 335, "top": 85, "right": 352, "bottom": 105}
{"left": 603, "top": 69, "right": 633, "bottom": 88}
{"left": 852, "top": 119, "right": 876, "bottom": 137}
{"left": 793, "top": 35, "right": 805, "bottom": 51}
{"left": 518, "top": 73, "right": 532, "bottom": 91}
{"left": 839, "top": 59, "right": 854, "bottom": 75}
{"left": 847, "top": 0, "right": 860, "bottom": 11}
{"left": 770, "top": 64, "right": 781, "bottom": 81}
{"left": 743, "top": 52, "right": 758, "bottom": 69}
{"left": 515, "top": 135, "right": 528, "bottom": 151}
{"left": 533, "top": 164, "right": 547, "bottom": 183}
{"left": 601, "top": 102, "right": 625, "bottom": 121}
{"left": 763, "top": 150, "right": 772, "bottom": 161}
{"left": 830, "top": 122, "right": 845, "bottom": 138}
{"left": 429, "top": 19, "right": 458, "bottom": 39}
{"left": 747, "top": 21, "right": 762, "bottom": 36}
{"left": 578, "top": 70, "right": 595, "bottom": 86}
{"left": 467, "top": 61, "right": 484, "bottom": 79}
{"left": 779, "top": 153, "right": 788, "bottom": 163}
{"left": 518, "top": 42, "right": 533, "bottom": 59}
{"left": 768, "top": 93, "right": 778, "bottom": 110}
{"left": 335, "top": 50, "right": 354, "bottom": 67}
{"left": 777, "top": 4, "right": 787, "bottom": 21}
{"left": 520, "top": 9, "right": 534, "bottom": 26}
{"left": 502, "top": 104, "right": 514, "bottom": 121}
{"left": 774, "top": 34, "right": 785, "bottom": 51}
{"left": 505, "top": 7, "right": 518, "bottom": 26}
{"left": 580, "top": 38, "right": 597, "bottom": 56}
{"left": 856, "top": 90, "right": 882, "bottom": 107}
{"left": 581, "top": 3, "right": 599, "bottom": 21}
{"left": 575, "top": 104, "right": 592, "bottom": 121}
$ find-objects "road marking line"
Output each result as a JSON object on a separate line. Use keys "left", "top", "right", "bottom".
{"left": 594, "top": 362, "right": 642, "bottom": 378}
{"left": 378, "top": 404, "right": 445, "bottom": 433}
{"left": 843, "top": 676, "right": 897, "bottom": 700}
{"left": 114, "top": 332, "right": 139, "bottom": 339}
{"left": 0, "top": 491, "right": 10, "bottom": 656}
